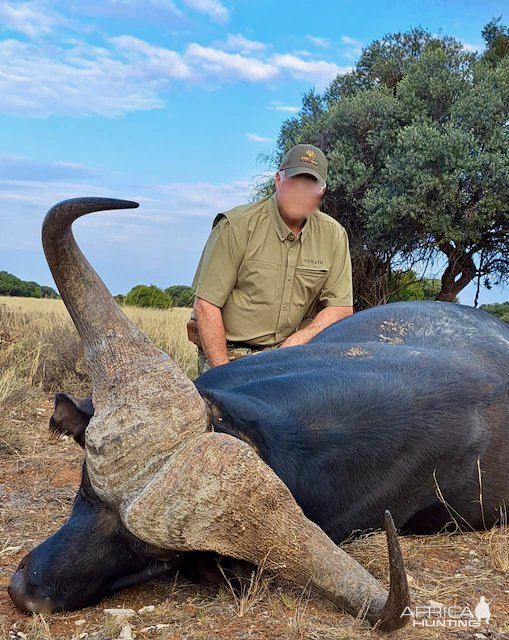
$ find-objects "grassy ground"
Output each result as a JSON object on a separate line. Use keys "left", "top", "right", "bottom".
{"left": 1, "top": 296, "right": 508, "bottom": 639}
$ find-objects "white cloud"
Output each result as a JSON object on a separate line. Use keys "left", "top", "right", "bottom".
{"left": 0, "top": 174, "right": 252, "bottom": 227}
{"left": 0, "top": 14, "right": 356, "bottom": 117}
{"left": 110, "top": 35, "right": 193, "bottom": 79}
{"left": 107, "top": 0, "right": 182, "bottom": 14}
{"left": 153, "top": 179, "right": 251, "bottom": 217}
{"left": 186, "top": 43, "right": 278, "bottom": 81}
{"left": 0, "top": 154, "right": 99, "bottom": 181}
{"left": 0, "top": 1, "right": 68, "bottom": 37}
{"left": 461, "top": 41, "right": 483, "bottom": 53}
{"left": 340, "top": 34, "right": 363, "bottom": 59}
{"left": 290, "top": 49, "right": 315, "bottom": 58}
{"left": 270, "top": 53, "right": 348, "bottom": 88}
{"left": 306, "top": 35, "right": 330, "bottom": 48}
{"left": 62, "top": 0, "right": 185, "bottom": 29}
{"left": 0, "top": 38, "right": 167, "bottom": 117}
{"left": 269, "top": 105, "right": 300, "bottom": 113}
{"left": 223, "top": 33, "right": 266, "bottom": 53}
{"left": 0, "top": 36, "right": 352, "bottom": 115}
{"left": 268, "top": 101, "right": 299, "bottom": 113}
{"left": 245, "top": 132, "right": 273, "bottom": 143}
{"left": 182, "top": 0, "right": 229, "bottom": 23}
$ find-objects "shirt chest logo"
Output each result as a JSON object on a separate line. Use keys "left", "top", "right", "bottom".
{"left": 303, "top": 258, "right": 324, "bottom": 265}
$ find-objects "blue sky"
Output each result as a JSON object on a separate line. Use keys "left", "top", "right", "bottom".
{"left": 0, "top": 0, "right": 507, "bottom": 305}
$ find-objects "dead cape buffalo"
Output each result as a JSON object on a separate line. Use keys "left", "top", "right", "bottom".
{"left": 8, "top": 198, "right": 509, "bottom": 632}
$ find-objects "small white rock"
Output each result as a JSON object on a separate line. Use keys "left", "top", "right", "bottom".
{"left": 138, "top": 605, "right": 155, "bottom": 614}
{"left": 427, "top": 599, "right": 445, "bottom": 609}
{"left": 75, "top": 619, "right": 86, "bottom": 625}
{"left": 156, "top": 624, "right": 171, "bottom": 629}
{"left": 103, "top": 608, "right": 136, "bottom": 618}
{"left": 119, "top": 624, "right": 133, "bottom": 640}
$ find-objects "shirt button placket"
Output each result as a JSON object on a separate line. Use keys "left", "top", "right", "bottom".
{"left": 277, "top": 239, "right": 298, "bottom": 334}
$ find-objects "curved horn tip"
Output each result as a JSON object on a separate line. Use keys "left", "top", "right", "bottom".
{"left": 384, "top": 509, "right": 397, "bottom": 536}
{"left": 50, "top": 197, "right": 140, "bottom": 211}
{"left": 373, "top": 509, "right": 412, "bottom": 632}
{"left": 42, "top": 198, "right": 140, "bottom": 232}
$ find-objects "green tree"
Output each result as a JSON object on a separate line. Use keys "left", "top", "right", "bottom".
{"left": 259, "top": 22, "right": 509, "bottom": 307}
{"left": 124, "top": 284, "right": 172, "bottom": 309}
{"left": 482, "top": 16, "right": 509, "bottom": 65}
{"left": 387, "top": 270, "right": 458, "bottom": 302}
{"left": 165, "top": 285, "right": 195, "bottom": 308}
{"left": 479, "top": 300, "right": 509, "bottom": 322}
{"left": 0, "top": 271, "right": 42, "bottom": 297}
{"left": 40, "top": 285, "right": 59, "bottom": 299}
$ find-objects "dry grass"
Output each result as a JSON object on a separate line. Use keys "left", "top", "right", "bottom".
{"left": 215, "top": 551, "right": 275, "bottom": 618}
{"left": 27, "top": 613, "right": 53, "bottom": 640}
{"left": 0, "top": 296, "right": 197, "bottom": 457}
{"left": 488, "top": 502, "right": 509, "bottom": 574}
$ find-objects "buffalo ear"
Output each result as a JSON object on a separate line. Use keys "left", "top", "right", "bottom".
{"left": 49, "top": 392, "right": 94, "bottom": 448}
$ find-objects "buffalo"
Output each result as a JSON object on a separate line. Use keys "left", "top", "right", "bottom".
{"left": 7, "top": 198, "right": 509, "bottom": 632}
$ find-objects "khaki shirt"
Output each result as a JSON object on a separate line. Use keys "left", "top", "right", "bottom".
{"left": 191, "top": 192, "right": 353, "bottom": 347}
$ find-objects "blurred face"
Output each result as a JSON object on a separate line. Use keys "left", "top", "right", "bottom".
{"left": 275, "top": 171, "right": 326, "bottom": 221}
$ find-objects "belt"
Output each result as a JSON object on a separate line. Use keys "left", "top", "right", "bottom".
{"left": 226, "top": 340, "right": 266, "bottom": 351}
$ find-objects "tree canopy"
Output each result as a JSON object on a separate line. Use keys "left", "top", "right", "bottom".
{"left": 259, "top": 19, "right": 509, "bottom": 308}
{"left": 124, "top": 284, "right": 172, "bottom": 309}
{"left": 165, "top": 285, "right": 195, "bottom": 308}
{"left": 479, "top": 300, "right": 509, "bottom": 322}
{"left": 0, "top": 271, "right": 58, "bottom": 298}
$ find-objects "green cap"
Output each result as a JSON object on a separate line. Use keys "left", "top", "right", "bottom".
{"left": 278, "top": 143, "right": 327, "bottom": 184}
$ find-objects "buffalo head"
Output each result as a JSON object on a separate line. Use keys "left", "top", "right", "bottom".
{"left": 9, "top": 391, "right": 255, "bottom": 612}
{"left": 8, "top": 392, "right": 185, "bottom": 613}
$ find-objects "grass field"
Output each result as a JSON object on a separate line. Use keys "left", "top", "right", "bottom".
{"left": 1, "top": 296, "right": 508, "bottom": 639}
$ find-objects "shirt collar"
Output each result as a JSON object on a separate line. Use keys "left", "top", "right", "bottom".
{"left": 269, "top": 192, "right": 314, "bottom": 243}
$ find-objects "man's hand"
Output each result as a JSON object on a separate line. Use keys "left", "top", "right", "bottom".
{"left": 194, "top": 297, "right": 230, "bottom": 367}
{"left": 278, "top": 306, "right": 353, "bottom": 348}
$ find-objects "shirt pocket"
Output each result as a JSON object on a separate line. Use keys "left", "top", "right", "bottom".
{"left": 239, "top": 259, "right": 279, "bottom": 305}
{"left": 292, "top": 267, "right": 329, "bottom": 308}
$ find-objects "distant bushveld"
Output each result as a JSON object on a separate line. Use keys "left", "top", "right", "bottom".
{"left": 0, "top": 270, "right": 59, "bottom": 299}
{"left": 479, "top": 301, "right": 509, "bottom": 323}
{"left": 2, "top": 270, "right": 507, "bottom": 321}
{"left": 116, "top": 284, "right": 195, "bottom": 309}
{"left": 0, "top": 271, "right": 194, "bottom": 308}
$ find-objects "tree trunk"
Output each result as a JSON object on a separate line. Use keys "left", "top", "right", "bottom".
{"left": 436, "top": 242, "right": 477, "bottom": 302}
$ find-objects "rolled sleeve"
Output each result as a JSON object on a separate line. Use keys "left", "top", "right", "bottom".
{"left": 319, "top": 228, "right": 353, "bottom": 307}
{"left": 191, "top": 218, "right": 242, "bottom": 308}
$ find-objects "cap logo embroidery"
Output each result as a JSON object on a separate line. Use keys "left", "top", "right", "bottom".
{"left": 300, "top": 149, "right": 318, "bottom": 165}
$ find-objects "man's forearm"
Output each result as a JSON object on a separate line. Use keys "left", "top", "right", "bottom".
{"left": 279, "top": 306, "right": 353, "bottom": 348}
{"left": 194, "top": 297, "right": 230, "bottom": 367}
